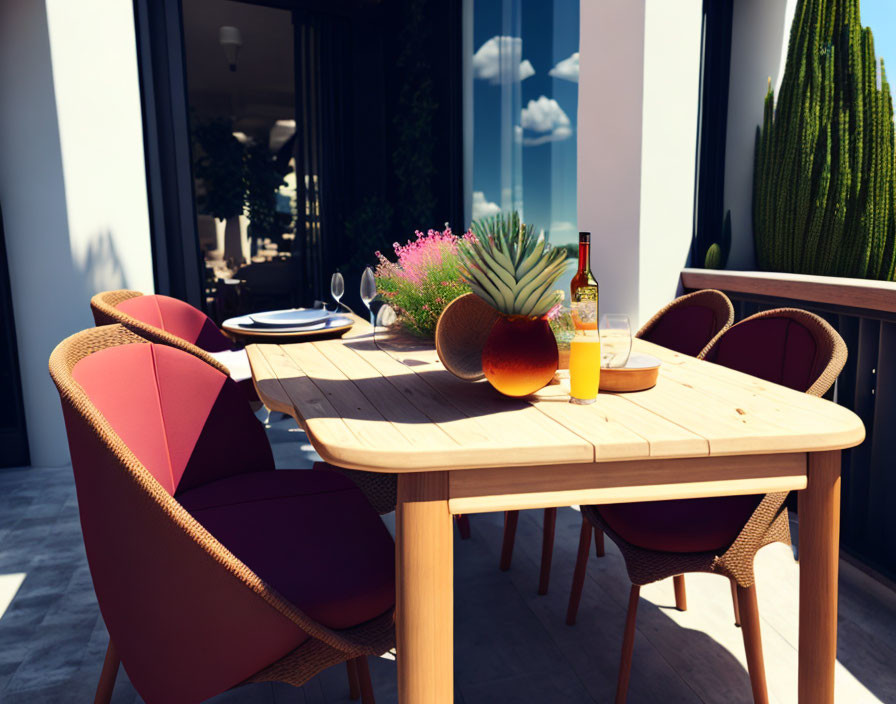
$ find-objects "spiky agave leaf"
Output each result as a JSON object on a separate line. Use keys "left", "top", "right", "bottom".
{"left": 458, "top": 211, "right": 568, "bottom": 317}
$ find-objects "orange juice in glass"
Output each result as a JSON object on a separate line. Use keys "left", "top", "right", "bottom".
{"left": 569, "top": 301, "right": 600, "bottom": 404}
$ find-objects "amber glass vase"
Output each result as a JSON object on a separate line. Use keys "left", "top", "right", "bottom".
{"left": 481, "top": 315, "right": 559, "bottom": 397}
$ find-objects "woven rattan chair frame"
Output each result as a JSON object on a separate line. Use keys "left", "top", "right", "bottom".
{"left": 574, "top": 308, "right": 847, "bottom": 703}
{"left": 700, "top": 307, "right": 848, "bottom": 396}
{"left": 49, "top": 325, "right": 394, "bottom": 693}
{"left": 635, "top": 289, "right": 734, "bottom": 358}
{"left": 90, "top": 290, "right": 231, "bottom": 376}
{"left": 586, "top": 307, "right": 847, "bottom": 589}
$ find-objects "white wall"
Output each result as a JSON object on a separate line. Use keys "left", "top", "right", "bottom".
{"left": 577, "top": 0, "right": 645, "bottom": 324}
{"left": 638, "top": 0, "right": 703, "bottom": 325}
{"left": 724, "top": 0, "right": 798, "bottom": 269}
{"left": 0, "top": 0, "right": 154, "bottom": 467}
{"left": 578, "top": 0, "right": 702, "bottom": 328}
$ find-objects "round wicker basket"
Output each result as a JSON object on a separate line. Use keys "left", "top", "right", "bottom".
{"left": 435, "top": 293, "right": 500, "bottom": 381}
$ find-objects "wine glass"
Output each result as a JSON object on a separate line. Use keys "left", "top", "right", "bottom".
{"left": 330, "top": 272, "right": 344, "bottom": 312}
{"left": 360, "top": 267, "right": 377, "bottom": 325}
{"left": 599, "top": 314, "right": 632, "bottom": 368}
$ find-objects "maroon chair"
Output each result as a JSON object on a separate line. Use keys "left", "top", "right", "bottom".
{"left": 90, "top": 290, "right": 259, "bottom": 405}
{"left": 636, "top": 288, "right": 735, "bottom": 357}
{"left": 498, "top": 290, "right": 735, "bottom": 595}
{"left": 49, "top": 325, "right": 394, "bottom": 704}
{"left": 566, "top": 308, "right": 847, "bottom": 703}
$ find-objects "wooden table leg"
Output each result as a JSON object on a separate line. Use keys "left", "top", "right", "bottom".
{"left": 798, "top": 451, "right": 841, "bottom": 704}
{"left": 396, "top": 472, "right": 453, "bottom": 703}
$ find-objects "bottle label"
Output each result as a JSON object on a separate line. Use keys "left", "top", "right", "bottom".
{"left": 573, "top": 286, "right": 598, "bottom": 303}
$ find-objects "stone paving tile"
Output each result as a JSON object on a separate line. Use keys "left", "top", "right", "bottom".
{"left": 3, "top": 425, "right": 896, "bottom": 703}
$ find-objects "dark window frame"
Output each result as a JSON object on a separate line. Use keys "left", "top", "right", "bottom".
{"left": 0, "top": 201, "right": 30, "bottom": 468}
{"left": 692, "top": 0, "right": 734, "bottom": 268}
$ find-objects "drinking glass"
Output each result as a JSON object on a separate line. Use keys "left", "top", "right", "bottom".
{"left": 569, "top": 301, "right": 600, "bottom": 404}
{"left": 360, "top": 267, "right": 377, "bottom": 325}
{"left": 600, "top": 314, "right": 632, "bottom": 368}
{"left": 330, "top": 272, "right": 344, "bottom": 311}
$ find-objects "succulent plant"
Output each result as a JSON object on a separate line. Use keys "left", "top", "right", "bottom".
{"left": 753, "top": 0, "right": 896, "bottom": 279}
{"left": 458, "top": 212, "right": 568, "bottom": 317}
{"left": 704, "top": 210, "right": 732, "bottom": 270}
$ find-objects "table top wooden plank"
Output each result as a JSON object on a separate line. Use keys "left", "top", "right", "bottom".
{"left": 246, "top": 320, "right": 865, "bottom": 472}
{"left": 529, "top": 384, "right": 709, "bottom": 461}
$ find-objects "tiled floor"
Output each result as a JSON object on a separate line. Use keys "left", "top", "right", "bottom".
{"left": 2, "top": 415, "right": 896, "bottom": 703}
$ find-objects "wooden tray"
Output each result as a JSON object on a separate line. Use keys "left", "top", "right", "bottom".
{"left": 599, "top": 353, "right": 661, "bottom": 392}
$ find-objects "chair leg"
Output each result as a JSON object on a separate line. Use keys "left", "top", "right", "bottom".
{"left": 731, "top": 578, "right": 741, "bottom": 627}
{"left": 355, "top": 656, "right": 376, "bottom": 704}
{"left": 94, "top": 639, "right": 120, "bottom": 704}
{"left": 538, "top": 507, "right": 557, "bottom": 595}
{"left": 499, "top": 510, "right": 519, "bottom": 571}
{"left": 673, "top": 574, "right": 687, "bottom": 611}
{"left": 594, "top": 527, "right": 605, "bottom": 557}
{"left": 566, "top": 517, "right": 592, "bottom": 625}
{"left": 455, "top": 514, "right": 471, "bottom": 540}
{"left": 737, "top": 584, "right": 769, "bottom": 704}
{"left": 615, "top": 584, "right": 641, "bottom": 704}
{"left": 346, "top": 658, "right": 360, "bottom": 700}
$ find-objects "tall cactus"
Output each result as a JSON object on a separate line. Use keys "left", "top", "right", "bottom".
{"left": 753, "top": 0, "right": 896, "bottom": 280}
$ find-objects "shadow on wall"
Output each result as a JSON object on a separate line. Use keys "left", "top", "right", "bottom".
{"left": 79, "top": 229, "right": 128, "bottom": 297}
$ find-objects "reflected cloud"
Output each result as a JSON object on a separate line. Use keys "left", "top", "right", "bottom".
{"left": 521, "top": 96, "right": 573, "bottom": 145}
{"left": 473, "top": 36, "right": 535, "bottom": 84}
{"left": 549, "top": 51, "right": 580, "bottom": 82}
{"left": 472, "top": 191, "right": 501, "bottom": 220}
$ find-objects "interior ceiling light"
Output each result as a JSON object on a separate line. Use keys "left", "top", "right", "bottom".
{"left": 219, "top": 26, "right": 242, "bottom": 72}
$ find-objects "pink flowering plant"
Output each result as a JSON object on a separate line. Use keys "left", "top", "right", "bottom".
{"left": 375, "top": 227, "right": 475, "bottom": 337}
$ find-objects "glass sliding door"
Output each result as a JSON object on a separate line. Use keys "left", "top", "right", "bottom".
{"left": 470, "top": 0, "right": 580, "bottom": 294}
{"left": 176, "top": 0, "right": 464, "bottom": 316}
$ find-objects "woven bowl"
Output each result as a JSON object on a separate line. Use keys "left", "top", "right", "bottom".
{"left": 435, "top": 293, "right": 500, "bottom": 381}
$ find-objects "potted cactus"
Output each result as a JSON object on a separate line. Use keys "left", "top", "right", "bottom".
{"left": 457, "top": 212, "right": 568, "bottom": 397}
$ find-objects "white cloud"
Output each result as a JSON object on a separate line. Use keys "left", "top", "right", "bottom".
{"left": 520, "top": 96, "right": 573, "bottom": 145}
{"left": 549, "top": 52, "right": 579, "bottom": 82}
{"left": 472, "top": 191, "right": 501, "bottom": 220}
{"left": 473, "top": 36, "right": 535, "bottom": 84}
{"left": 549, "top": 221, "right": 578, "bottom": 239}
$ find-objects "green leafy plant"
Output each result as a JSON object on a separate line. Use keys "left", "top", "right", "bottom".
{"left": 192, "top": 118, "right": 245, "bottom": 221}
{"left": 457, "top": 212, "right": 568, "bottom": 317}
{"left": 244, "top": 141, "right": 289, "bottom": 245}
{"left": 704, "top": 210, "right": 732, "bottom": 270}
{"left": 375, "top": 227, "right": 472, "bottom": 337}
{"left": 753, "top": 0, "right": 896, "bottom": 279}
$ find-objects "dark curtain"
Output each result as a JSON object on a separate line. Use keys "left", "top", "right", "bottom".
{"left": 291, "top": 0, "right": 464, "bottom": 308}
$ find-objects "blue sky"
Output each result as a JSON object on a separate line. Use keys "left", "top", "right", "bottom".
{"left": 472, "top": 0, "right": 580, "bottom": 253}
{"left": 863, "top": 0, "right": 896, "bottom": 89}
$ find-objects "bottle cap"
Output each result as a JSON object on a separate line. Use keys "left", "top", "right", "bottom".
{"left": 578, "top": 232, "right": 591, "bottom": 242}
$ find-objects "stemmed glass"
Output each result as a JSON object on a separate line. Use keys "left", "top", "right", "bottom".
{"left": 599, "top": 314, "right": 632, "bottom": 368}
{"left": 330, "top": 272, "right": 344, "bottom": 312}
{"left": 360, "top": 267, "right": 377, "bottom": 325}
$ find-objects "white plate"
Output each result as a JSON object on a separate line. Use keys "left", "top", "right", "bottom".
{"left": 249, "top": 308, "right": 330, "bottom": 327}
{"left": 223, "top": 314, "right": 354, "bottom": 334}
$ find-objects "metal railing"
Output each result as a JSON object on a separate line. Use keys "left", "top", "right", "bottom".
{"left": 682, "top": 268, "right": 896, "bottom": 584}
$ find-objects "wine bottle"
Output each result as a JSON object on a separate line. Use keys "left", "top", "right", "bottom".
{"left": 570, "top": 231, "right": 598, "bottom": 304}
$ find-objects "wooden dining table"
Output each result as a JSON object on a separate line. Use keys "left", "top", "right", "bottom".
{"left": 245, "top": 318, "right": 864, "bottom": 704}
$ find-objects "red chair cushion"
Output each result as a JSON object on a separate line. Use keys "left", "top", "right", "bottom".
{"left": 640, "top": 305, "right": 718, "bottom": 357}
{"left": 117, "top": 294, "right": 234, "bottom": 352}
{"left": 709, "top": 316, "right": 822, "bottom": 392}
{"left": 597, "top": 494, "right": 764, "bottom": 553}
{"left": 178, "top": 469, "right": 396, "bottom": 629}
{"left": 73, "top": 343, "right": 273, "bottom": 495}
